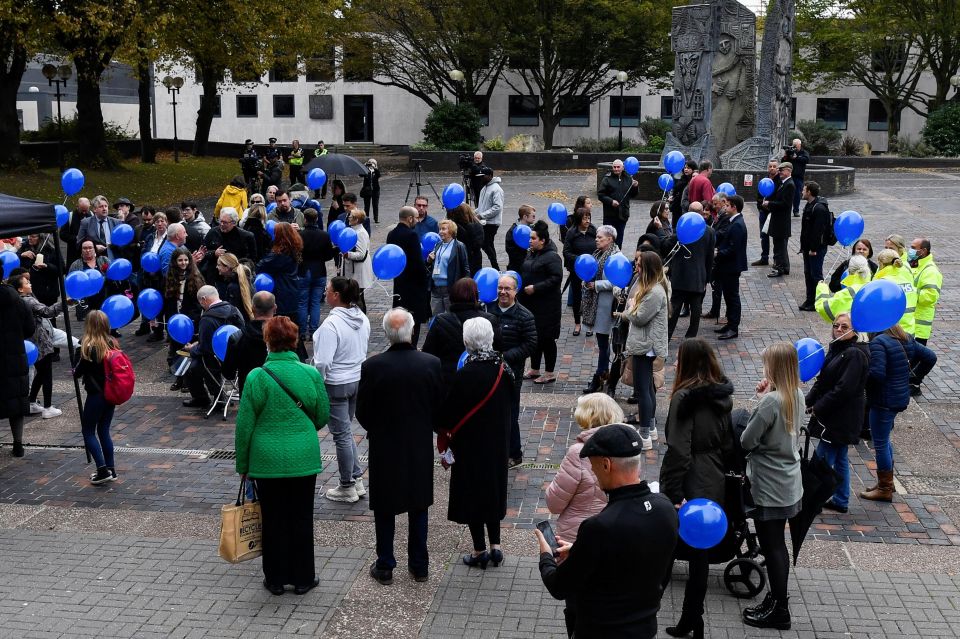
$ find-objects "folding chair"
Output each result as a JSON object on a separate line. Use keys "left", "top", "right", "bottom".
{"left": 206, "top": 372, "right": 240, "bottom": 421}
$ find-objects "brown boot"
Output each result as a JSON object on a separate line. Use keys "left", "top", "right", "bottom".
{"left": 860, "top": 470, "right": 894, "bottom": 502}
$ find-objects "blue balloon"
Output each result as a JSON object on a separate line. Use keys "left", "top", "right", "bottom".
{"left": 106, "top": 258, "right": 132, "bottom": 281}
{"left": 717, "top": 182, "right": 736, "bottom": 196}
{"left": 337, "top": 227, "right": 358, "bottom": 253}
{"left": 547, "top": 203, "right": 567, "bottom": 225}
{"left": 266, "top": 219, "right": 277, "bottom": 240}
{"left": 512, "top": 224, "right": 531, "bottom": 250}
{"left": 604, "top": 253, "right": 632, "bottom": 288}
{"left": 679, "top": 498, "right": 728, "bottom": 549}
{"left": 137, "top": 288, "right": 163, "bottom": 320}
{"left": 254, "top": 273, "right": 274, "bottom": 292}
{"left": 0, "top": 251, "right": 20, "bottom": 278}
{"left": 834, "top": 210, "right": 864, "bottom": 247}
{"left": 372, "top": 244, "right": 407, "bottom": 280}
{"left": 55, "top": 204, "right": 69, "bottom": 227}
{"left": 574, "top": 254, "right": 598, "bottom": 281}
{"left": 65, "top": 271, "right": 89, "bottom": 300}
{"left": 102, "top": 294, "right": 134, "bottom": 329}
{"left": 624, "top": 156, "right": 640, "bottom": 175}
{"left": 112, "top": 223, "right": 134, "bottom": 247}
{"left": 84, "top": 269, "right": 104, "bottom": 297}
{"left": 24, "top": 340, "right": 38, "bottom": 366}
{"left": 664, "top": 150, "right": 685, "bottom": 175}
{"left": 328, "top": 220, "right": 346, "bottom": 243}
{"left": 457, "top": 351, "right": 469, "bottom": 371}
{"left": 442, "top": 183, "right": 466, "bottom": 210}
{"left": 266, "top": 202, "right": 277, "bottom": 214}
{"left": 676, "top": 212, "right": 707, "bottom": 245}
{"left": 61, "top": 168, "right": 84, "bottom": 196}
{"left": 141, "top": 252, "right": 161, "bottom": 274}
{"left": 292, "top": 198, "right": 305, "bottom": 210}
{"left": 505, "top": 270, "right": 522, "bottom": 290}
{"left": 304, "top": 199, "right": 322, "bottom": 212}
{"left": 758, "top": 177, "right": 775, "bottom": 198}
{"left": 841, "top": 270, "right": 849, "bottom": 280}
{"left": 167, "top": 314, "right": 194, "bottom": 344}
{"left": 306, "top": 168, "right": 327, "bottom": 190}
{"left": 421, "top": 232, "right": 441, "bottom": 259}
{"left": 658, "top": 173, "right": 674, "bottom": 192}
{"left": 474, "top": 267, "right": 500, "bottom": 303}
{"left": 851, "top": 279, "right": 906, "bottom": 333}
{"left": 795, "top": 337, "right": 826, "bottom": 383}
{"left": 213, "top": 324, "right": 241, "bottom": 361}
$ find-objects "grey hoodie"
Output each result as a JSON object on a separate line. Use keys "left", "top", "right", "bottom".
{"left": 476, "top": 176, "right": 504, "bottom": 226}
{"left": 312, "top": 305, "right": 370, "bottom": 385}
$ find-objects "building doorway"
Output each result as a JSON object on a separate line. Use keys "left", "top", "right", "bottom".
{"left": 344, "top": 95, "right": 374, "bottom": 142}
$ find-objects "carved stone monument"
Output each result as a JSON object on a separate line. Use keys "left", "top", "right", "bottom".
{"left": 711, "top": 1, "right": 756, "bottom": 153}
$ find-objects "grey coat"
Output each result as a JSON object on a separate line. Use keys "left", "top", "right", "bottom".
{"left": 623, "top": 285, "right": 668, "bottom": 359}
{"left": 584, "top": 261, "right": 617, "bottom": 334}
{"left": 21, "top": 294, "right": 63, "bottom": 359}
{"left": 740, "top": 390, "right": 804, "bottom": 508}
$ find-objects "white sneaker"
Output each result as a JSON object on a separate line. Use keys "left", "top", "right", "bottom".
{"left": 354, "top": 478, "right": 367, "bottom": 497}
{"left": 325, "top": 484, "right": 359, "bottom": 503}
{"left": 28, "top": 402, "right": 43, "bottom": 415}
{"left": 640, "top": 435, "right": 653, "bottom": 451}
{"left": 41, "top": 407, "right": 62, "bottom": 419}
{"left": 648, "top": 427, "right": 659, "bottom": 441}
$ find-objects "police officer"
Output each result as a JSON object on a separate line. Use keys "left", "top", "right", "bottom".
{"left": 240, "top": 139, "right": 260, "bottom": 192}
{"left": 910, "top": 237, "right": 942, "bottom": 346}
{"left": 815, "top": 255, "right": 871, "bottom": 324}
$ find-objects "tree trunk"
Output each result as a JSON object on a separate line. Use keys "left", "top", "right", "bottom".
{"left": 137, "top": 49, "right": 155, "bottom": 163}
{"left": 192, "top": 66, "right": 218, "bottom": 156}
{"left": 541, "top": 94, "right": 557, "bottom": 149}
{"left": 0, "top": 42, "right": 26, "bottom": 166}
{"left": 73, "top": 53, "right": 114, "bottom": 168}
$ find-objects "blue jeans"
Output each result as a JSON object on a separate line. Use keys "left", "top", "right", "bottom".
{"left": 326, "top": 381, "right": 363, "bottom": 486}
{"left": 298, "top": 270, "right": 326, "bottom": 337}
{"left": 869, "top": 407, "right": 897, "bottom": 471}
{"left": 816, "top": 440, "right": 850, "bottom": 508}
{"left": 82, "top": 393, "right": 115, "bottom": 469}
{"left": 374, "top": 509, "right": 428, "bottom": 574}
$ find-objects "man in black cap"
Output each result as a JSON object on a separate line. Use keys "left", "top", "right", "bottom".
{"left": 535, "top": 423, "right": 678, "bottom": 639}
{"left": 240, "top": 139, "right": 260, "bottom": 189}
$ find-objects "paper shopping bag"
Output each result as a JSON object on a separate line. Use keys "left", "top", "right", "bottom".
{"left": 218, "top": 479, "right": 262, "bottom": 563}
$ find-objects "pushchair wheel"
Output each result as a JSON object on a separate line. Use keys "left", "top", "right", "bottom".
{"left": 723, "top": 558, "right": 766, "bottom": 598}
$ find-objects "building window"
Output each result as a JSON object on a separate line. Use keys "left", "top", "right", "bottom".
{"left": 468, "top": 95, "right": 490, "bottom": 127}
{"left": 342, "top": 40, "right": 374, "bottom": 82}
{"left": 609, "top": 96, "right": 641, "bottom": 127}
{"left": 868, "top": 99, "right": 897, "bottom": 131}
{"left": 789, "top": 97, "right": 797, "bottom": 129}
{"left": 816, "top": 98, "right": 848, "bottom": 130}
{"left": 268, "top": 59, "right": 298, "bottom": 83}
{"left": 202, "top": 94, "right": 221, "bottom": 118}
{"left": 306, "top": 50, "right": 336, "bottom": 83}
{"left": 508, "top": 95, "right": 539, "bottom": 126}
{"left": 273, "top": 95, "right": 295, "bottom": 118}
{"left": 559, "top": 96, "right": 590, "bottom": 127}
{"left": 660, "top": 96, "right": 674, "bottom": 121}
{"left": 236, "top": 95, "right": 258, "bottom": 118}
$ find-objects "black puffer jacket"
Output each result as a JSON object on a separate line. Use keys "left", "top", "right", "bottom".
{"left": 222, "top": 319, "right": 267, "bottom": 393}
{"left": 0, "top": 285, "right": 36, "bottom": 419}
{"left": 519, "top": 240, "right": 563, "bottom": 340}
{"left": 805, "top": 339, "right": 870, "bottom": 446}
{"left": 421, "top": 303, "right": 503, "bottom": 384}
{"left": 486, "top": 301, "right": 538, "bottom": 380}
{"left": 562, "top": 225, "right": 597, "bottom": 271}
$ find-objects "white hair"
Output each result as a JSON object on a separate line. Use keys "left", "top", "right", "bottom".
{"left": 610, "top": 454, "right": 642, "bottom": 477}
{"left": 382, "top": 308, "right": 414, "bottom": 345}
{"left": 597, "top": 224, "right": 618, "bottom": 240}
{"left": 462, "top": 317, "right": 494, "bottom": 353}
{"left": 91, "top": 195, "right": 109, "bottom": 208}
{"left": 848, "top": 255, "right": 870, "bottom": 279}
{"left": 196, "top": 285, "right": 219, "bottom": 303}
{"left": 166, "top": 222, "right": 185, "bottom": 239}
{"left": 220, "top": 207, "right": 239, "bottom": 223}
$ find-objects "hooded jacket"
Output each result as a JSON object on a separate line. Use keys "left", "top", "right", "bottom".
{"left": 519, "top": 240, "right": 564, "bottom": 340}
{"left": 476, "top": 176, "right": 504, "bottom": 226}
{"left": 545, "top": 426, "right": 607, "bottom": 544}
{"left": 214, "top": 185, "right": 249, "bottom": 220}
{"left": 222, "top": 318, "right": 267, "bottom": 393}
{"left": 867, "top": 334, "right": 936, "bottom": 412}
{"left": 312, "top": 306, "right": 370, "bottom": 385}
{"left": 195, "top": 301, "right": 244, "bottom": 359}
{"left": 806, "top": 339, "right": 870, "bottom": 446}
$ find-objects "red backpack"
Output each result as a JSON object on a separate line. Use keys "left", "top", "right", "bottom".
{"left": 103, "top": 349, "right": 135, "bottom": 405}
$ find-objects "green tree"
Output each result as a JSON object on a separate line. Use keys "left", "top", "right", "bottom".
{"left": 898, "top": 0, "right": 960, "bottom": 112}
{"left": 0, "top": 0, "right": 46, "bottom": 165}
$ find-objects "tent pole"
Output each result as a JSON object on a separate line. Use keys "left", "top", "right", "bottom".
{"left": 52, "top": 225, "right": 91, "bottom": 464}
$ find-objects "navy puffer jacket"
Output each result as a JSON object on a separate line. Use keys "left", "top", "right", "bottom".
{"left": 867, "top": 334, "right": 937, "bottom": 412}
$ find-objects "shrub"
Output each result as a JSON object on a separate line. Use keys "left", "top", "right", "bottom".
{"left": 922, "top": 102, "right": 960, "bottom": 156}
{"left": 840, "top": 135, "right": 865, "bottom": 156}
{"left": 410, "top": 141, "right": 439, "bottom": 151}
{"left": 796, "top": 119, "right": 841, "bottom": 155}
{"left": 642, "top": 135, "right": 665, "bottom": 153}
{"left": 421, "top": 100, "right": 482, "bottom": 150}
{"left": 483, "top": 135, "right": 506, "bottom": 151}
{"left": 572, "top": 136, "right": 645, "bottom": 153}
{"left": 897, "top": 135, "right": 934, "bottom": 158}
{"left": 22, "top": 115, "right": 132, "bottom": 143}
{"left": 639, "top": 117, "right": 671, "bottom": 142}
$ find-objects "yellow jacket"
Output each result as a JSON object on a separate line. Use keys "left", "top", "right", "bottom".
{"left": 214, "top": 185, "right": 249, "bottom": 221}
{"left": 874, "top": 264, "right": 917, "bottom": 335}
{"left": 913, "top": 254, "right": 942, "bottom": 340}
{"left": 815, "top": 274, "right": 868, "bottom": 323}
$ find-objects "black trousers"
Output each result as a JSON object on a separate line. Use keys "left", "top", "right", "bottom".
{"left": 662, "top": 545, "right": 709, "bottom": 617}
{"left": 668, "top": 290, "right": 704, "bottom": 339}
{"left": 187, "top": 355, "right": 222, "bottom": 402}
{"left": 569, "top": 273, "right": 583, "bottom": 324}
{"left": 716, "top": 273, "right": 742, "bottom": 331}
{"left": 468, "top": 518, "right": 501, "bottom": 551}
{"left": 30, "top": 353, "right": 54, "bottom": 407}
{"left": 256, "top": 474, "right": 317, "bottom": 588}
{"left": 755, "top": 518, "right": 790, "bottom": 600}
{"left": 771, "top": 236, "right": 790, "bottom": 274}
{"left": 374, "top": 509, "right": 428, "bottom": 574}
{"left": 530, "top": 334, "right": 557, "bottom": 372}
{"left": 481, "top": 224, "right": 501, "bottom": 270}
{"left": 363, "top": 192, "right": 380, "bottom": 222}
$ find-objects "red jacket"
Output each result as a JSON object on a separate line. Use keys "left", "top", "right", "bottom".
{"left": 688, "top": 173, "right": 715, "bottom": 205}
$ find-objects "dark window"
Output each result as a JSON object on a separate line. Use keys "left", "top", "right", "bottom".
{"left": 468, "top": 95, "right": 490, "bottom": 127}
{"left": 507, "top": 52, "right": 538, "bottom": 70}
{"left": 202, "top": 94, "right": 221, "bottom": 118}
{"left": 660, "top": 96, "right": 674, "bottom": 121}
{"left": 868, "top": 99, "right": 897, "bottom": 131}
{"left": 559, "top": 95, "right": 590, "bottom": 127}
{"left": 508, "top": 95, "right": 539, "bottom": 126}
{"left": 236, "top": 95, "right": 258, "bottom": 118}
{"left": 609, "top": 96, "right": 641, "bottom": 127}
{"left": 816, "top": 98, "right": 848, "bottom": 130}
{"left": 273, "top": 95, "right": 295, "bottom": 118}
{"left": 268, "top": 59, "right": 298, "bottom": 83}
{"left": 789, "top": 97, "right": 797, "bottom": 129}
{"left": 306, "top": 51, "right": 336, "bottom": 82}
{"left": 342, "top": 41, "right": 373, "bottom": 82}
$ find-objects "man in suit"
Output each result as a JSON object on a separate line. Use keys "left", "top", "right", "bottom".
{"left": 62, "top": 196, "right": 90, "bottom": 266}
{"left": 356, "top": 308, "right": 443, "bottom": 585}
{"left": 712, "top": 195, "right": 748, "bottom": 341}
{"left": 76, "top": 195, "right": 120, "bottom": 260}
{"left": 762, "top": 162, "right": 796, "bottom": 278}
{"left": 385, "top": 206, "right": 431, "bottom": 346}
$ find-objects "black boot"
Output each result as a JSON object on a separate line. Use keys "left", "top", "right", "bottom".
{"left": 582, "top": 373, "right": 603, "bottom": 394}
{"left": 743, "top": 595, "right": 790, "bottom": 630}
{"left": 742, "top": 592, "right": 774, "bottom": 619}
{"left": 665, "top": 612, "right": 703, "bottom": 638}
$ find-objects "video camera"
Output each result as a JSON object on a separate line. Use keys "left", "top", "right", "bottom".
{"left": 458, "top": 153, "right": 474, "bottom": 172}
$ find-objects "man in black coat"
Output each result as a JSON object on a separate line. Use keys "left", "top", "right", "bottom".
{"left": 357, "top": 308, "right": 443, "bottom": 585}
{"left": 537, "top": 424, "right": 678, "bottom": 639}
{"left": 486, "top": 273, "right": 537, "bottom": 467}
{"left": 183, "top": 286, "right": 244, "bottom": 409}
{"left": 504, "top": 204, "right": 536, "bottom": 273}
{"left": 597, "top": 159, "right": 639, "bottom": 249}
{"left": 712, "top": 195, "right": 748, "bottom": 341}
{"left": 763, "top": 162, "right": 795, "bottom": 277}
{"left": 752, "top": 159, "right": 780, "bottom": 267}
{"left": 62, "top": 196, "right": 91, "bottom": 266}
{"left": 222, "top": 291, "right": 276, "bottom": 394}
{"left": 798, "top": 181, "right": 831, "bottom": 312}
{"left": 0, "top": 283, "right": 36, "bottom": 457}
{"left": 667, "top": 221, "right": 716, "bottom": 340}
{"left": 199, "top": 209, "right": 257, "bottom": 281}
{"left": 781, "top": 138, "right": 810, "bottom": 217}
{"left": 386, "top": 206, "right": 431, "bottom": 346}
{"left": 468, "top": 150, "right": 489, "bottom": 207}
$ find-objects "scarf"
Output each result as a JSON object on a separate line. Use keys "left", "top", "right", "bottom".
{"left": 582, "top": 245, "right": 620, "bottom": 327}
{"left": 464, "top": 349, "right": 516, "bottom": 382}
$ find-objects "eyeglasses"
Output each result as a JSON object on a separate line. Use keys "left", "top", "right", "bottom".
{"left": 832, "top": 324, "right": 851, "bottom": 330}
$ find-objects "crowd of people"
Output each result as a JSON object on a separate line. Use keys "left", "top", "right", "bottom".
{"left": 0, "top": 143, "right": 945, "bottom": 636}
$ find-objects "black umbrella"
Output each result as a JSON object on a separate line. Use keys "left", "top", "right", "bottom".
{"left": 302, "top": 153, "right": 368, "bottom": 177}
{"left": 788, "top": 426, "right": 841, "bottom": 566}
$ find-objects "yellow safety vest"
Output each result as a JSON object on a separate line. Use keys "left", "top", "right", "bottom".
{"left": 815, "top": 274, "right": 867, "bottom": 324}
{"left": 913, "top": 254, "right": 943, "bottom": 340}
{"left": 874, "top": 264, "right": 917, "bottom": 335}
{"left": 289, "top": 149, "right": 304, "bottom": 166}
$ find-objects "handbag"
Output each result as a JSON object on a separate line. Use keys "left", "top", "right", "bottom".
{"left": 218, "top": 478, "right": 263, "bottom": 563}
{"left": 436, "top": 363, "right": 504, "bottom": 459}
{"left": 261, "top": 366, "right": 317, "bottom": 427}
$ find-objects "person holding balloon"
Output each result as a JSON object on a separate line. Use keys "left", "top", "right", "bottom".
{"left": 873, "top": 249, "right": 918, "bottom": 335}
{"left": 597, "top": 159, "right": 639, "bottom": 249}
{"left": 11, "top": 273, "right": 64, "bottom": 419}
{"left": 561, "top": 207, "right": 597, "bottom": 337}
{"left": 163, "top": 247, "right": 206, "bottom": 388}
{"left": 385, "top": 206, "right": 432, "bottom": 346}
{"left": 827, "top": 239, "right": 877, "bottom": 293}
{"left": 68, "top": 239, "right": 111, "bottom": 322}
{"left": 62, "top": 197, "right": 91, "bottom": 267}
{"left": 338, "top": 210, "right": 374, "bottom": 314}
{"left": 667, "top": 210, "right": 715, "bottom": 341}
{"left": 668, "top": 159, "right": 697, "bottom": 229}
{"left": 763, "top": 163, "right": 795, "bottom": 278}
{"left": 520, "top": 221, "right": 564, "bottom": 385}
{"left": 814, "top": 254, "right": 872, "bottom": 325}
{"left": 427, "top": 220, "right": 470, "bottom": 315}
{"left": 580, "top": 226, "right": 621, "bottom": 393}
{"left": 739, "top": 342, "right": 804, "bottom": 630}
{"left": 505, "top": 204, "right": 537, "bottom": 274}
{"left": 182, "top": 286, "right": 245, "bottom": 409}
{"left": 447, "top": 203, "right": 485, "bottom": 277}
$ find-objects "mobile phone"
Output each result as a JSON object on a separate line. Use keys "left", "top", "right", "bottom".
{"left": 536, "top": 520, "right": 560, "bottom": 556}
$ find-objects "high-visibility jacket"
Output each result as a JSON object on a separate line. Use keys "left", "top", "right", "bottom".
{"left": 815, "top": 274, "right": 868, "bottom": 323}
{"left": 874, "top": 264, "right": 917, "bottom": 335}
{"left": 913, "top": 253, "right": 943, "bottom": 340}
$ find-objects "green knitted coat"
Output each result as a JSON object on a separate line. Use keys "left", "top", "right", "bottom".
{"left": 235, "top": 351, "right": 330, "bottom": 478}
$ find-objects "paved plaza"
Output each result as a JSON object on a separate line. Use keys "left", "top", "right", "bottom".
{"left": 3, "top": 167, "right": 960, "bottom": 637}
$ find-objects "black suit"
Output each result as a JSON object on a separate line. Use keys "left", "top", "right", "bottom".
{"left": 767, "top": 178, "right": 795, "bottom": 274}
{"left": 713, "top": 213, "right": 748, "bottom": 332}
{"left": 385, "top": 223, "right": 431, "bottom": 335}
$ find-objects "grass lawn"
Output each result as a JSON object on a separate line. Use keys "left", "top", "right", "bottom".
{"left": 0, "top": 152, "right": 237, "bottom": 208}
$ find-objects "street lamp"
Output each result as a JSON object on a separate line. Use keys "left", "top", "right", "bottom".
{"left": 448, "top": 69, "right": 464, "bottom": 105}
{"left": 41, "top": 63, "right": 72, "bottom": 173}
{"left": 162, "top": 75, "right": 184, "bottom": 163}
{"left": 951, "top": 75, "right": 960, "bottom": 102}
{"left": 616, "top": 70, "right": 628, "bottom": 151}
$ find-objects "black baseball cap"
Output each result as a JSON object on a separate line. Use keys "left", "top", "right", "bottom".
{"left": 579, "top": 424, "right": 644, "bottom": 458}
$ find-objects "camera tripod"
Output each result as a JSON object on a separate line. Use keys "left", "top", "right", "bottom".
{"left": 404, "top": 159, "right": 442, "bottom": 204}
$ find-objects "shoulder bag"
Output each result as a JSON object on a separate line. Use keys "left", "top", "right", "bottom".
{"left": 437, "top": 363, "right": 504, "bottom": 462}
{"left": 261, "top": 366, "right": 318, "bottom": 427}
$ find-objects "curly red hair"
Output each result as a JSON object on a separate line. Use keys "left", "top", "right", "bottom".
{"left": 271, "top": 221, "right": 303, "bottom": 262}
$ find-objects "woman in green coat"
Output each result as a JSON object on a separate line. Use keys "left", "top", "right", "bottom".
{"left": 235, "top": 316, "right": 330, "bottom": 596}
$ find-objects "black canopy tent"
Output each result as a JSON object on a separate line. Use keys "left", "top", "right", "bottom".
{"left": 0, "top": 193, "right": 88, "bottom": 460}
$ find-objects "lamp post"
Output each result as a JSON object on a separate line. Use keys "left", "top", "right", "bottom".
{"left": 449, "top": 69, "right": 464, "bottom": 105}
{"left": 615, "top": 71, "right": 628, "bottom": 151}
{"left": 162, "top": 76, "right": 184, "bottom": 162}
{"left": 951, "top": 75, "right": 960, "bottom": 102}
{"left": 41, "top": 63, "right": 72, "bottom": 173}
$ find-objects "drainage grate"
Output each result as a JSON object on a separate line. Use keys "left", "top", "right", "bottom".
{"left": 122, "top": 446, "right": 210, "bottom": 457}
{"left": 517, "top": 462, "right": 561, "bottom": 470}
{"left": 207, "top": 449, "right": 237, "bottom": 460}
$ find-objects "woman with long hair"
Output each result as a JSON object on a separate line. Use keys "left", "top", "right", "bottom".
{"left": 873, "top": 248, "right": 918, "bottom": 335}
{"left": 73, "top": 310, "right": 122, "bottom": 485}
{"left": 11, "top": 272, "right": 65, "bottom": 419}
{"left": 447, "top": 202, "right": 485, "bottom": 276}
{"left": 562, "top": 207, "right": 597, "bottom": 337}
{"left": 340, "top": 210, "right": 374, "bottom": 313}
{"left": 164, "top": 246, "right": 205, "bottom": 389}
{"left": 580, "top": 225, "right": 620, "bottom": 393}
{"left": 242, "top": 203, "right": 272, "bottom": 262}
{"left": 258, "top": 221, "right": 303, "bottom": 325}
{"left": 215, "top": 252, "right": 254, "bottom": 320}
{"left": 827, "top": 239, "right": 877, "bottom": 293}
{"left": 659, "top": 338, "right": 735, "bottom": 638}
{"left": 739, "top": 342, "right": 804, "bottom": 630}
{"left": 327, "top": 179, "right": 346, "bottom": 229}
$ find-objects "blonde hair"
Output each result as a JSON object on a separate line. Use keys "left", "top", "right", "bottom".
{"left": 629, "top": 251, "right": 668, "bottom": 314}
{"left": 885, "top": 234, "right": 906, "bottom": 254}
{"left": 762, "top": 342, "right": 801, "bottom": 434}
{"left": 217, "top": 252, "right": 254, "bottom": 318}
{"left": 574, "top": 393, "right": 625, "bottom": 430}
{"left": 350, "top": 209, "right": 367, "bottom": 226}
{"left": 876, "top": 248, "right": 902, "bottom": 269}
{"left": 80, "top": 310, "right": 115, "bottom": 362}
{"left": 439, "top": 219, "right": 458, "bottom": 237}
